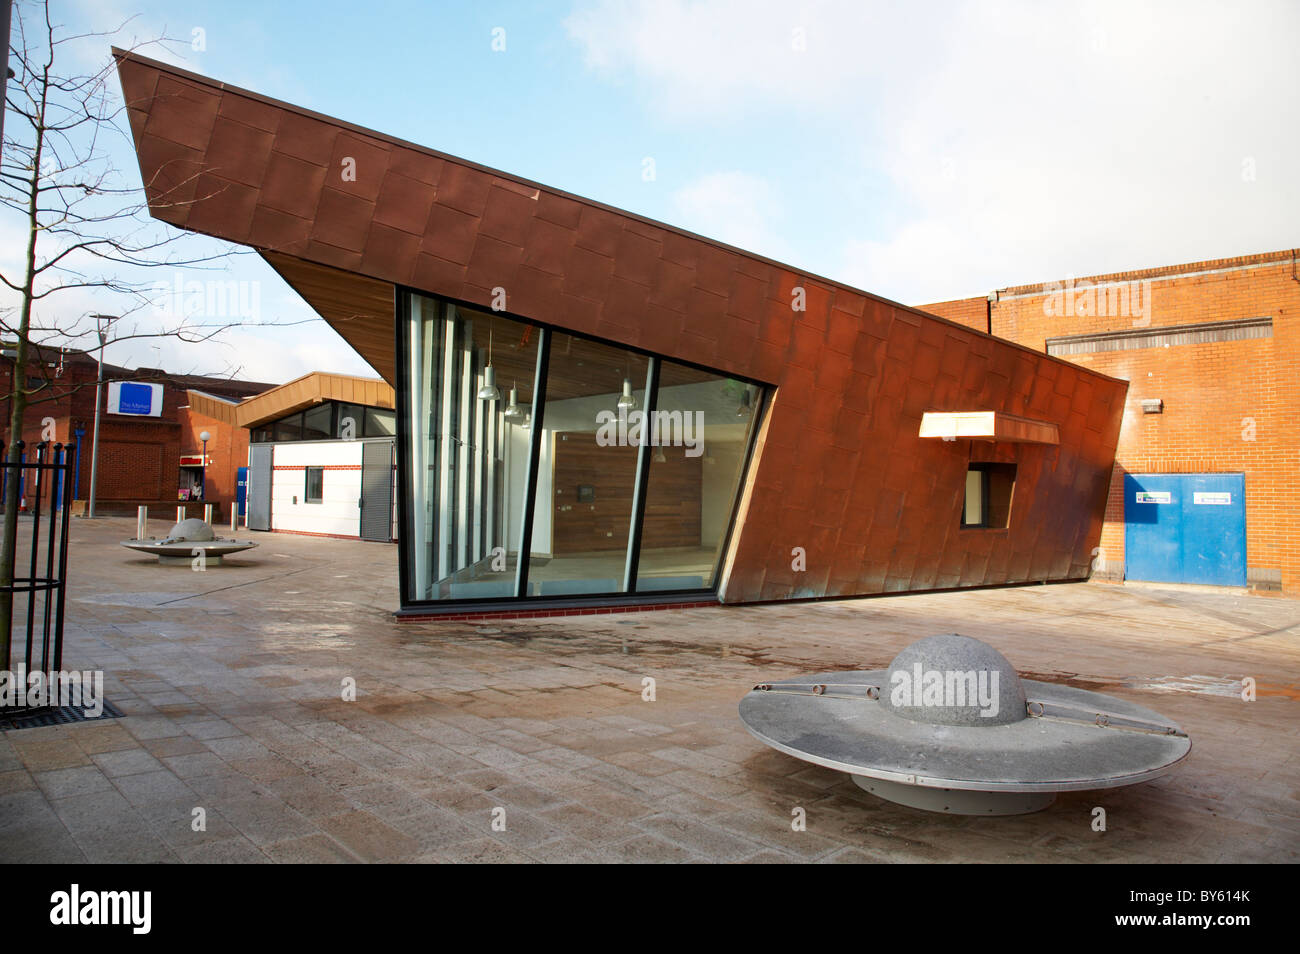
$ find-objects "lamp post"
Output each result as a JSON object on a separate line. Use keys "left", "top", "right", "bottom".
{"left": 86, "top": 313, "right": 118, "bottom": 518}
{"left": 199, "top": 430, "right": 210, "bottom": 500}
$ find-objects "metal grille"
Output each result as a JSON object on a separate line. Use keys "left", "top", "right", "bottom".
{"left": 1046, "top": 316, "right": 1272, "bottom": 356}
{"left": 360, "top": 440, "right": 394, "bottom": 542}
{"left": 0, "top": 698, "right": 124, "bottom": 731}
{"left": 246, "top": 443, "right": 273, "bottom": 531}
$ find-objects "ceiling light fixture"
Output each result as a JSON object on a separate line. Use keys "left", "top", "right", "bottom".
{"left": 617, "top": 376, "right": 637, "bottom": 410}
{"left": 504, "top": 383, "right": 526, "bottom": 422}
{"left": 477, "top": 320, "right": 501, "bottom": 401}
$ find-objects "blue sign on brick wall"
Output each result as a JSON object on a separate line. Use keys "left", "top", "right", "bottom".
{"left": 118, "top": 382, "right": 153, "bottom": 415}
{"left": 107, "top": 380, "right": 162, "bottom": 416}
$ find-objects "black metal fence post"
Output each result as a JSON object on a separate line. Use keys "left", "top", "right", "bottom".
{"left": 0, "top": 439, "right": 75, "bottom": 715}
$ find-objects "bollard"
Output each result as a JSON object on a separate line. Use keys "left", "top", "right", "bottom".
{"left": 230, "top": 507, "right": 237, "bottom": 533}
{"left": 176, "top": 505, "right": 185, "bottom": 523}
{"left": 204, "top": 503, "right": 214, "bottom": 525}
{"left": 137, "top": 505, "right": 148, "bottom": 541}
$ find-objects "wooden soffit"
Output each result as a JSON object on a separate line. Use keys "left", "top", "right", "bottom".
{"left": 233, "top": 370, "right": 395, "bottom": 430}
{"left": 261, "top": 252, "right": 396, "bottom": 386}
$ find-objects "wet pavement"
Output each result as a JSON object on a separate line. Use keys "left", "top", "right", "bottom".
{"left": 1, "top": 516, "right": 1297, "bottom": 863}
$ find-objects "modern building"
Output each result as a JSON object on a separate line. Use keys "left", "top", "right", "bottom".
{"left": 113, "top": 50, "right": 1127, "bottom": 617}
{"left": 924, "top": 248, "right": 1300, "bottom": 594}
{"left": 187, "top": 372, "right": 396, "bottom": 540}
{"left": 0, "top": 346, "right": 270, "bottom": 518}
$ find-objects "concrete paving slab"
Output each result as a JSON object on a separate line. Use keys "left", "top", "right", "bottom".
{"left": 1, "top": 516, "right": 1296, "bottom": 863}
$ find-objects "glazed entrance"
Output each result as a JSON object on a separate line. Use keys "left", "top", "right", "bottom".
{"left": 398, "top": 291, "right": 764, "bottom": 607}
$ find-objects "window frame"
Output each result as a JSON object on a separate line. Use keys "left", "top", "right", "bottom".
{"left": 961, "top": 462, "right": 1016, "bottom": 530}
{"left": 394, "top": 286, "right": 770, "bottom": 612}
{"left": 304, "top": 466, "right": 324, "bottom": 504}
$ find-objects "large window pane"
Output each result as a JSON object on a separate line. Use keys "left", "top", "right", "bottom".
{"left": 524, "top": 335, "right": 649, "bottom": 596}
{"left": 273, "top": 412, "right": 302, "bottom": 442}
{"left": 302, "top": 403, "right": 333, "bottom": 440}
{"left": 364, "top": 408, "right": 396, "bottom": 437}
{"left": 636, "top": 365, "right": 760, "bottom": 591}
{"left": 404, "top": 294, "right": 538, "bottom": 601}
{"left": 338, "top": 403, "right": 365, "bottom": 439}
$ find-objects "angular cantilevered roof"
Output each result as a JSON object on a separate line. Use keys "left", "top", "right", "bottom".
{"left": 114, "top": 48, "right": 1129, "bottom": 603}
{"left": 110, "top": 48, "right": 1111, "bottom": 391}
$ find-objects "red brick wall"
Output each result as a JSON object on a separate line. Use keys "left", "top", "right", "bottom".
{"left": 922, "top": 250, "right": 1300, "bottom": 592}
{"left": 921, "top": 297, "right": 988, "bottom": 333}
{"left": 177, "top": 405, "right": 248, "bottom": 512}
{"left": 1, "top": 354, "right": 261, "bottom": 518}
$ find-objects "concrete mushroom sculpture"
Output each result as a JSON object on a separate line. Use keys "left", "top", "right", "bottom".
{"left": 120, "top": 517, "right": 258, "bottom": 566}
{"left": 739, "top": 634, "right": 1191, "bottom": 815}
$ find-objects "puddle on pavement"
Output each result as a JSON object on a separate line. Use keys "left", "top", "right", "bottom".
{"left": 402, "top": 621, "right": 1300, "bottom": 701}
{"left": 75, "top": 591, "right": 198, "bottom": 607}
{"left": 1017, "top": 669, "right": 1300, "bottom": 700}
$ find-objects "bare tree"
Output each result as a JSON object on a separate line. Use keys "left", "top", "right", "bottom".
{"left": 0, "top": 0, "right": 294, "bottom": 665}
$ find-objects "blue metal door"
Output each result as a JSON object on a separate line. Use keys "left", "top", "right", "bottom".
{"left": 236, "top": 466, "right": 248, "bottom": 517}
{"left": 1124, "top": 473, "right": 1246, "bottom": 586}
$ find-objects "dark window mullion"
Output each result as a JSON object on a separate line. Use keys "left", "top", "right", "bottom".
{"left": 514, "top": 327, "right": 550, "bottom": 599}
{"left": 623, "top": 356, "right": 660, "bottom": 592}
{"left": 394, "top": 287, "right": 413, "bottom": 604}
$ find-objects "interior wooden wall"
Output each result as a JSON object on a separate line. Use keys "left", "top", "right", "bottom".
{"left": 551, "top": 432, "right": 701, "bottom": 554}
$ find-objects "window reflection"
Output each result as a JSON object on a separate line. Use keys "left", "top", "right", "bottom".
{"left": 524, "top": 335, "right": 649, "bottom": 595}
{"left": 400, "top": 290, "right": 764, "bottom": 604}
{"left": 636, "top": 365, "right": 760, "bottom": 591}
{"left": 405, "top": 295, "right": 538, "bottom": 601}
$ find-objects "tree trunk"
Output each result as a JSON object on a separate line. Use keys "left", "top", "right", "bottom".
{"left": 0, "top": 94, "right": 44, "bottom": 671}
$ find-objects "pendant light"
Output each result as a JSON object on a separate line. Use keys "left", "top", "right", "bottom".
{"left": 504, "top": 382, "right": 526, "bottom": 422}
{"left": 477, "top": 320, "right": 501, "bottom": 401}
{"left": 736, "top": 388, "right": 753, "bottom": 418}
{"left": 653, "top": 446, "right": 667, "bottom": 463}
{"left": 617, "top": 376, "right": 637, "bottom": 410}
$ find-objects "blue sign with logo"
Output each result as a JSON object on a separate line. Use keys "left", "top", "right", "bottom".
{"left": 117, "top": 382, "right": 155, "bottom": 415}
{"left": 107, "top": 380, "right": 162, "bottom": 416}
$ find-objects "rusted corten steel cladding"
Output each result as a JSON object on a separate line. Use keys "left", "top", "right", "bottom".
{"left": 113, "top": 50, "right": 1127, "bottom": 605}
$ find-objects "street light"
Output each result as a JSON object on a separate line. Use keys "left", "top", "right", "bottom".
{"left": 199, "top": 430, "right": 210, "bottom": 500}
{"left": 86, "top": 313, "right": 118, "bottom": 519}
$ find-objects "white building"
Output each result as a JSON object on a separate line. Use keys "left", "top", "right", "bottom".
{"left": 191, "top": 372, "right": 397, "bottom": 542}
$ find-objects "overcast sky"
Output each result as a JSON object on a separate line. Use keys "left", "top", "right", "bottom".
{"left": 4, "top": 0, "right": 1296, "bottom": 385}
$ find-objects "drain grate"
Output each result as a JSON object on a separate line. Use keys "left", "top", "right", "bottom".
{"left": 0, "top": 699, "right": 125, "bottom": 731}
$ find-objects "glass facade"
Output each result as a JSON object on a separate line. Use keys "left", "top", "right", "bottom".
{"left": 398, "top": 290, "right": 765, "bottom": 606}
{"left": 251, "top": 402, "right": 396, "bottom": 443}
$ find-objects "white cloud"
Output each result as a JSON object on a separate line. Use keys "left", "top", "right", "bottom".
{"left": 565, "top": 0, "right": 931, "bottom": 118}
{"left": 567, "top": 0, "right": 1300, "bottom": 304}
{"left": 671, "top": 171, "right": 789, "bottom": 259}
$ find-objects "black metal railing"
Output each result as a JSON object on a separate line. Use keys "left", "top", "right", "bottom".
{"left": 0, "top": 441, "right": 75, "bottom": 714}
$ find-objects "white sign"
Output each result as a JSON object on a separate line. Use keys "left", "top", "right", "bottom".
{"left": 1135, "top": 491, "right": 1172, "bottom": 504}
{"left": 1194, "top": 492, "right": 1232, "bottom": 506}
{"left": 107, "top": 381, "right": 164, "bottom": 417}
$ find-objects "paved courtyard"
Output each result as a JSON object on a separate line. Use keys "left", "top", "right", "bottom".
{"left": 1, "top": 516, "right": 1297, "bottom": 863}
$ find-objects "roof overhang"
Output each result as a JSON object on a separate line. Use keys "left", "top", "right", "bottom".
{"left": 918, "top": 411, "right": 1060, "bottom": 445}
{"left": 187, "top": 371, "right": 394, "bottom": 430}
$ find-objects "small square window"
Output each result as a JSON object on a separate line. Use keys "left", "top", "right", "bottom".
{"left": 305, "top": 466, "right": 324, "bottom": 503}
{"left": 962, "top": 463, "right": 1015, "bottom": 529}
